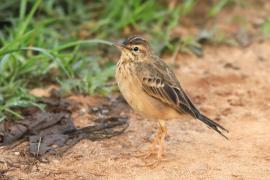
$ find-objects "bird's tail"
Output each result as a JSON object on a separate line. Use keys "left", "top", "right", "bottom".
{"left": 196, "top": 113, "right": 229, "bottom": 139}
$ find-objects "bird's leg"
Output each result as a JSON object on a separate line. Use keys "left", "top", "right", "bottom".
{"left": 148, "top": 122, "right": 163, "bottom": 151}
{"left": 135, "top": 120, "right": 167, "bottom": 167}
{"left": 135, "top": 123, "right": 162, "bottom": 159}
{"left": 146, "top": 120, "right": 167, "bottom": 167}
{"left": 157, "top": 120, "right": 167, "bottom": 159}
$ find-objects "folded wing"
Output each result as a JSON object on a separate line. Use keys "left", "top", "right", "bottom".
{"left": 141, "top": 75, "right": 229, "bottom": 139}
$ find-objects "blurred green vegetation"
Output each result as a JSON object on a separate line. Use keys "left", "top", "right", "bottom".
{"left": 0, "top": 0, "right": 263, "bottom": 121}
{"left": 261, "top": 20, "right": 270, "bottom": 37}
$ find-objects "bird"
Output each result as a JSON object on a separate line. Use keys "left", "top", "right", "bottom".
{"left": 114, "top": 35, "right": 228, "bottom": 166}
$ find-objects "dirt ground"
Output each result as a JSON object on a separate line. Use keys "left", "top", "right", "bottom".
{"left": 1, "top": 39, "right": 270, "bottom": 179}
{"left": 2, "top": 2, "right": 270, "bottom": 178}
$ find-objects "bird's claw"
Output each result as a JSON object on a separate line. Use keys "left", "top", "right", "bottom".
{"left": 133, "top": 149, "right": 156, "bottom": 159}
{"left": 145, "top": 158, "right": 165, "bottom": 167}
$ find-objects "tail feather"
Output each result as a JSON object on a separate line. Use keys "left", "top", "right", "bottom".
{"left": 196, "top": 113, "right": 229, "bottom": 139}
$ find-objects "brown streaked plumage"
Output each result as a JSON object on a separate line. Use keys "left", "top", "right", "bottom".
{"left": 114, "top": 35, "right": 228, "bottom": 166}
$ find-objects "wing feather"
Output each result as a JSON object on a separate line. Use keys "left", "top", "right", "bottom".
{"left": 138, "top": 59, "right": 228, "bottom": 138}
{"left": 142, "top": 77, "right": 195, "bottom": 115}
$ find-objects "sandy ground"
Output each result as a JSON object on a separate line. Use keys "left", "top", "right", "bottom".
{"left": 1, "top": 40, "right": 270, "bottom": 179}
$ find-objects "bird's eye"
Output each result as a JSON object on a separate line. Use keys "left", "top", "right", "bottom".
{"left": 133, "top": 47, "right": 139, "bottom": 52}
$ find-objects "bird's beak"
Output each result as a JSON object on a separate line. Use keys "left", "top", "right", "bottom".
{"left": 113, "top": 42, "right": 127, "bottom": 51}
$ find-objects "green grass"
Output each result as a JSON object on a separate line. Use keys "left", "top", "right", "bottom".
{"left": 0, "top": 0, "right": 182, "bottom": 121}
{"left": 0, "top": 0, "right": 247, "bottom": 121}
{"left": 261, "top": 20, "right": 270, "bottom": 38}
{"left": 0, "top": 0, "right": 116, "bottom": 120}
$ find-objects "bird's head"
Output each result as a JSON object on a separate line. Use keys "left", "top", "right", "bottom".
{"left": 114, "top": 35, "right": 152, "bottom": 61}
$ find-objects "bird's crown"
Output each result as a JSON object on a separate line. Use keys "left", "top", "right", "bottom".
{"left": 122, "top": 35, "right": 149, "bottom": 46}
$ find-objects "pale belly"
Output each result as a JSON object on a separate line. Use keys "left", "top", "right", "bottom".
{"left": 116, "top": 68, "right": 181, "bottom": 120}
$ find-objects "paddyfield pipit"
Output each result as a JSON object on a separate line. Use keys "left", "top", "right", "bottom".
{"left": 114, "top": 35, "right": 228, "bottom": 165}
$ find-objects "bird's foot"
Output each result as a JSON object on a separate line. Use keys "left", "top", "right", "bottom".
{"left": 135, "top": 139, "right": 166, "bottom": 167}
{"left": 144, "top": 141, "right": 167, "bottom": 167}
{"left": 145, "top": 157, "right": 165, "bottom": 167}
{"left": 134, "top": 129, "right": 160, "bottom": 159}
{"left": 135, "top": 120, "right": 167, "bottom": 167}
{"left": 134, "top": 148, "right": 166, "bottom": 167}
{"left": 134, "top": 147, "right": 157, "bottom": 159}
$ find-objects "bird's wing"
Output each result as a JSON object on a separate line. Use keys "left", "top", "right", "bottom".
{"left": 142, "top": 76, "right": 196, "bottom": 115}
{"left": 137, "top": 57, "right": 228, "bottom": 138}
{"left": 139, "top": 59, "right": 199, "bottom": 117}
